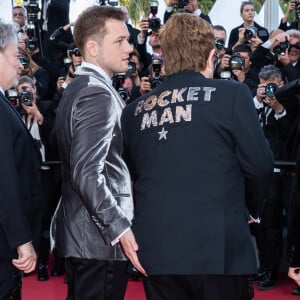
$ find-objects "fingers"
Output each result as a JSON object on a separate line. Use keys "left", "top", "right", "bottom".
{"left": 12, "top": 255, "right": 37, "bottom": 273}
{"left": 124, "top": 242, "right": 147, "bottom": 276}
{"left": 120, "top": 231, "right": 147, "bottom": 276}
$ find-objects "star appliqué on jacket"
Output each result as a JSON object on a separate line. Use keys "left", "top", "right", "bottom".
{"left": 158, "top": 127, "right": 168, "bottom": 140}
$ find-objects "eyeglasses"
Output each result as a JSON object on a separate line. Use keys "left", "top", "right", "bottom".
{"left": 13, "top": 13, "right": 24, "bottom": 17}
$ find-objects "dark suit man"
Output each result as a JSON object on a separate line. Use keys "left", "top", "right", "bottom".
{"left": 120, "top": 13, "right": 274, "bottom": 300}
{"left": 0, "top": 20, "right": 41, "bottom": 299}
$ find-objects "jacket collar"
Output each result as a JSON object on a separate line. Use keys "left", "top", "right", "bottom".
{"left": 76, "top": 61, "right": 112, "bottom": 85}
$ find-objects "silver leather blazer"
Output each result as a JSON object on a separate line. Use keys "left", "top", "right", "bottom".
{"left": 54, "top": 65, "right": 133, "bottom": 260}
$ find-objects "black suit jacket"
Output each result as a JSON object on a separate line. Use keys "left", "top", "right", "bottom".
{"left": 122, "top": 71, "right": 274, "bottom": 275}
{"left": 0, "top": 93, "right": 42, "bottom": 259}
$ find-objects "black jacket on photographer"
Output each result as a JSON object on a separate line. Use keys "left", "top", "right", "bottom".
{"left": 228, "top": 22, "right": 269, "bottom": 51}
{"left": 251, "top": 43, "right": 300, "bottom": 83}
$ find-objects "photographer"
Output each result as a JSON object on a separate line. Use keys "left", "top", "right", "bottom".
{"left": 52, "top": 43, "right": 82, "bottom": 109}
{"left": 16, "top": 76, "right": 61, "bottom": 282}
{"left": 12, "top": 6, "right": 27, "bottom": 35}
{"left": 136, "top": 16, "right": 163, "bottom": 77}
{"left": 129, "top": 55, "right": 165, "bottom": 102}
{"left": 228, "top": 1, "right": 269, "bottom": 52}
{"left": 216, "top": 44, "right": 259, "bottom": 96}
{"left": 251, "top": 65, "right": 296, "bottom": 291}
{"left": 163, "top": 0, "right": 211, "bottom": 24}
{"left": 279, "top": 0, "right": 300, "bottom": 31}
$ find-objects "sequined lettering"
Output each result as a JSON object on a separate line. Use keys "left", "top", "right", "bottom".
{"left": 171, "top": 88, "right": 187, "bottom": 103}
{"left": 135, "top": 100, "right": 144, "bottom": 116}
{"left": 203, "top": 87, "right": 216, "bottom": 102}
{"left": 157, "top": 90, "right": 172, "bottom": 107}
{"left": 141, "top": 110, "right": 158, "bottom": 130}
{"left": 159, "top": 107, "right": 174, "bottom": 125}
{"left": 175, "top": 104, "right": 192, "bottom": 122}
{"left": 144, "top": 95, "right": 157, "bottom": 111}
{"left": 187, "top": 87, "right": 201, "bottom": 101}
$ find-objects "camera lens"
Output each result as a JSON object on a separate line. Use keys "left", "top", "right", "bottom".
{"left": 265, "top": 83, "right": 278, "bottom": 97}
{"left": 215, "top": 38, "right": 225, "bottom": 50}
{"left": 229, "top": 54, "right": 244, "bottom": 70}
{"left": 244, "top": 26, "right": 256, "bottom": 40}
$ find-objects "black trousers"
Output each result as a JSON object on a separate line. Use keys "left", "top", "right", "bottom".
{"left": 65, "top": 258, "right": 129, "bottom": 300}
{"left": 143, "top": 274, "right": 251, "bottom": 300}
{"left": 252, "top": 172, "right": 291, "bottom": 272}
{"left": 0, "top": 260, "right": 22, "bottom": 300}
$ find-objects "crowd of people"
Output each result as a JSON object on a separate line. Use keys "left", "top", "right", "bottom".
{"left": 1, "top": 0, "right": 300, "bottom": 299}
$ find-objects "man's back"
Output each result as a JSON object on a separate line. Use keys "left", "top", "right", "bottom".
{"left": 122, "top": 70, "right": 273, "bottom": 275}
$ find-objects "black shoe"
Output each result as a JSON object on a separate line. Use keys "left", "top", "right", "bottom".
{"left": 51, "top": 257, "right": 65, "bottom": 276}
{"left": 37, "top": 264, "right": 49, "bottom": 281}
{"left": 292, "top": 286, "right": 300, "bottom": 295}
{"left": 248, "top": 270, "right": 265, "bottom": 282}
{"left": 258, "top": 271, "right": 278, "bottom": 291}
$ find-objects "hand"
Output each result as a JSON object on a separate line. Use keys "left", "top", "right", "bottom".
{"left": 139, "top": 17, "right": 150, "bottom": 38}
{"left": 256, "top": 84, "right": 266, "bottom": 102}
{"left": 249, "top": 35, "right": 262, "bottom": 50}
{"left": 232, "top": 69, "right": 246, "bottom": 83}
{"left": 288, "top": 267, "right": 300, "bottom": 286}
{"left": 277, "top": 49, "right": 291, "bottom": 66}
{"left": 219, "top": 54, "right": 230, "bottom": 69}
{"left": 289, "top": 1, "right": 296, "bottom": 13}
{"left": 56, "top": 76, "right": 65, "bottom": 90}
{"left": 12, "top": 242, "right": 37, "bottom": 273}
{"left": 184, "top": 0, "right": 198, "bottom": 12}
{"left": 140, "top": 77, "right": 152, "bottom": 95}
{"left": 237, "top": 27, "right": 246, "bottom": 44}
{"left": 21, "top": 102, "right": 43, "bottom": 124}
{"left": 119, "top": 229, "right": 147, "bottom": 276}
{"left": 262, "top": 97, "right": 284, "bottom": 113}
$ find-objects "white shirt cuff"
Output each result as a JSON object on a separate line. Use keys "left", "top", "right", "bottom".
{"left": 111, "top": 227, "right": 130, "bottom": 246}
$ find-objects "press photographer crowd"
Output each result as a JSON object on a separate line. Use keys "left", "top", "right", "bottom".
{"left": 1, "top": 0, "right": 300, "bottom": 299}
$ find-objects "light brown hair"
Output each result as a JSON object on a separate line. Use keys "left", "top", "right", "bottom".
{"left": 73, "top": 6, "right": 126, "bottom": 58}
{"left": 159, "top": 13, "right": 214, "bottom": 76}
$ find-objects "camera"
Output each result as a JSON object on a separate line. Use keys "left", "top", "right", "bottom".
{"left": 112, "top": 73, "right": 130, "bottom": 102}
{"left": 128, "top": 61, "right": 137, "bottom": 74}
{"left": 19, "top": 56, "right": 30, "bottom": 69}
{"left": 265, "top": 83, "right": 278, "bottom": 97}
{"left": 219, "top": 54, "right": 245, "bottom": 79}
{"left": 258, "top": 83, "right": 278, "bottom": 98}
{"left": 25, "top": 22, "right": 38, "bottom": 51}
{"left": 149, "top": 0, "right": 161, "bottom": 32}
{"left": 149, "top": 56, "right": 164, "bottom": 88}
{"left": 6, "top": 88, "right": 19, "bottom": 108}
{"left": 228, "top": 54, "right": 245, "bottom": 70}
{"left": 24, "top": 0, "right": 40, "bottom": 21}
{"left": 244, "top": 26, "right": 257, "bottom": 40}
{"left": 215, "top": 38, "right": 225, "bottom": 51}
{"left": 19, "top": 86, "right": 33, "bottom": 106}
{"left": 177, "top": 0, "right": 189, "bottom": 9}
{"left": 289, "top": 42, "right": 300, "bottom": 50}
{"left": 68, "top": 48, "right": 81, "bottom": 57}
{"left": 273, "top": 39, "right": 290, "bottom": 56}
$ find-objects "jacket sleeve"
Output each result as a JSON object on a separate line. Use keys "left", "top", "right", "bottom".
{"left": 232, "top": 83, "right": 274, "bottom": 219}
{"left": 69, "top": 87, "right": 131, "bottom": 244}
{"left": 0, "top": 104, "right": 33, "bottom": 251}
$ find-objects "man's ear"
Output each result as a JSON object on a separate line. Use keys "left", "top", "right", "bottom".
{"left": 85, "top": 40, "right": 98, "bottom": 58}
{"left": 202, "top": 48, "right": 216, "bottom": 79}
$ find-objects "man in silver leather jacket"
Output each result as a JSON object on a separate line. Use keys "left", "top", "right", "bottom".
{"left": 54, "top": 6, "right": 137, "bottom": 300}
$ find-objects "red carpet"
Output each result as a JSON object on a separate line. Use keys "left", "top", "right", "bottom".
{"left": 23, "top": 271, "right": 299, "bottom": 300}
